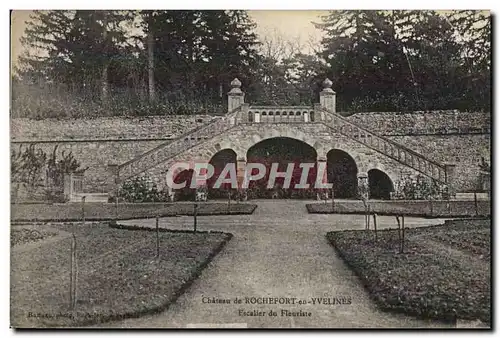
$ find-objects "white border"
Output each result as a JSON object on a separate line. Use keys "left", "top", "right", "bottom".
{"left": 2, "top": 2, "right": 498, "bottom": 337}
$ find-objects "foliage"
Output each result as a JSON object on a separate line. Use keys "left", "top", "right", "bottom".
{"left": 11, "top": 144, "right": 87, "bottom": 201}
{"left": 11, "top": 144, "right": 47, "bottom": 196}
{"left": 118, "top": 175, "right": 171, "bottom": 202}
{"left": 14, "top": 10, "right": 261, "bottom": 118}
{"left": 393, "top": 174, "right": 440, "bottom": 200}
{"left": 13, "top": 10, "right": 491, "bottom": 117}
{"left": 315, "top": 10, "right": 491, "bottom": 112}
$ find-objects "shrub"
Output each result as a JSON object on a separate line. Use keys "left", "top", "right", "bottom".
{"left": 11, "top": 144, "right": 87, "bottom": 203}
{"left": 118, "top": 176, "right": 170, "bottom": 202}
{"left": 393, "top": 174, "right": 441, "bottom": 200}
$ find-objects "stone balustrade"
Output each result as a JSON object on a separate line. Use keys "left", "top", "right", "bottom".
{"left": 118, "top": 108, "right": 241, "bottom": 181}
{"left": 322, "top": 108, "right": 447, "bottom": 183}
{"left": 247, "top": 106, "right": 316, "bottom": 123}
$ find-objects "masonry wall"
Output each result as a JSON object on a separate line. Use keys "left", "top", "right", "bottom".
{"left": 11, "top": 110, "right": 491, "bottom": 193}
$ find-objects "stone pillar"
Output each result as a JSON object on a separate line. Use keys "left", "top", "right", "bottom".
{"left": 444, "top": 163, "right": 457, "bottom": 199}
{"left": 319, "top": 78, "right": 336, "bottom": 113}
{"left": 357, "top": 172, "right": 369, "bottom": 200}
{"left": 228, "top": 78, "right": 245, "bottom": 113}
{"left": 107, "top": 164, "right": 119, "bottom": 201}
{"left": 315, "top": 155, "right": 329, "bottom": 200}
{"left": 63, "top": 173, "right": 73, "bottom": 202}
{"left": 236, "top": 157, "right": 247, "bottom": 201}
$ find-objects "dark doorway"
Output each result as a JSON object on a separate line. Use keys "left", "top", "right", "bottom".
{"left": 327, "top": 149, "right": 358, "bottom": 198}
{"left": 246, "top": 137, "right": 318, "bottom": 198}
{"left": 207, "top": 149, "right": 237, "bottom": 199}
{"left": 368, "top": 169, "right": 394, "bottom": 200}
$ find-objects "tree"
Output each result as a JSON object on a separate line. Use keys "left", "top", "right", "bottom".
{"left": 18, "top": 10, "right": 133, "bottom": 101}
{"left": 315, "top": 10, "right": 491, "bottom": 112}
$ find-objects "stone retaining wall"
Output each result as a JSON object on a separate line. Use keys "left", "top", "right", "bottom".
{"left": 10, "top": 110, "right": 491, "bottom": 193}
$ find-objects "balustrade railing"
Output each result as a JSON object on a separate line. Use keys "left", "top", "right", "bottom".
{"left": 247, "top": 106, "right": 316, "bottom": 123}
{"left": 319, "top": 108, "right": 447, "bottom": 183}
{"left": 118, "top": 108, "right": 241, "bottom": 181}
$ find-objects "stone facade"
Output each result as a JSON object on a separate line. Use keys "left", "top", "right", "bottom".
{"left": 11, "top": 110, "right": 490, "bottom": 194}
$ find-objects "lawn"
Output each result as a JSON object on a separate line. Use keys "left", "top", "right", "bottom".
{"left": 308, "top": 200, "right": 490, "bottom": 218}
{"left": 11, "top": 227, "right": 59, "bottom": 247}
{"left": 11, "top": 202, "right": 257, "bottom": 222}
{"left": 11, "top": 222, "right": 232, "bottom": 328}
{"left": 326, "top": 219, "right": 491, "bottom": 325}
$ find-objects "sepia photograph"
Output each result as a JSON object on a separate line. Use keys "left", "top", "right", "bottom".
{"left": 9, "top": 8, "right": 491, "bottom": 329}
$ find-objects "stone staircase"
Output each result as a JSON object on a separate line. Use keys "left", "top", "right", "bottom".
{"left": 318, "top": 107, "right": 448, "bottom": 183}
{"left": 115, "top": 78, "right": 449, "bottom": 189}
{"left": 117, "top": 108, "right": 242, "bottom": 182}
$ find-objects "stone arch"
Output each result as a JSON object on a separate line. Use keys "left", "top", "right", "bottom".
{"left": 368, "top": 169, "right": 394, "bottom": 200}
{"left": 212, "top": 141, "right": 246, "bottom": 161}
{"left": 362, "top": 161, "right": 400, "bottom": 189}
{"left": 246, "top": 136, "right": 318, "bottom": 199}
{"left": 327, "top": 149, "right": 358, "bottom": 198}
{"left": 242, "top": 127, "right": 318, "bottom": 156}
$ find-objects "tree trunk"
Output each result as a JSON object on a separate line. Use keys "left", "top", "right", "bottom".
{"left": 101, "top": 14, "right": 109, "bottom": 102}
{"left": 101, "top": 64, "right": 109, "bottom": 101}
{"left": 147, "top": 20, "right": 156, "bottom": 102}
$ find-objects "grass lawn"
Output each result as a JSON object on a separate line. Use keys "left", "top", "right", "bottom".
{"left": 326, "top": 219, "right": 491, "bottom": 324}
{"left": 11, "top": 227, "right": 59, "bottom": 247}
{"left": 11, "top": 202, "right": 257, "bottom": 222}
{"left": 308, "top": 200, "right": 490, "bottom": 218}
{"left": 11, "top": 222, "right": 232, "bottom": 328}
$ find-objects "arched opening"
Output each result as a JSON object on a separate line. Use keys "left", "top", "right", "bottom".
{"left": 207, "top": 149, "right": 237, "bottom": 199}
{"left": 327, "top": 149, "right": 358, "bottom": 198}
{"left": 173, "top": 169, "right": 196, "bottom": 201}
{"left": 246, "top": 137, "right": 317, "bottom": 199}
{"left": 368, "top": 169, "right": 394, "bottom": 200}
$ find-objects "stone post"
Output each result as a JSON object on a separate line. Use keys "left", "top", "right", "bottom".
{"left": 228, "top": 78, "right": 245, "bottom": 113}
{"left": 357, "top": 172, "right": 369, "bottom": 200}
{"left": 236, "top": 157, "right": 247, "bottom": 200}
{"left": 319, "top": 78, "right": 336, "bottom": 113}
{"left": 107, "top": 164, "right": 119, "bottom": 202}
{"left": 63, "top": 173, "right": 73, "bottom": 202}
{"left": 315, "top": 155, "right": 329, "bottom": 199}
{"left": 239, "top": 103, "right": 250, "bottom": 124}
{"left": 444, "top": 163, "right": 457, "bottom": 199}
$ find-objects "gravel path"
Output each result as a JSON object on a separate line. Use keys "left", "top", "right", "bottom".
{"left": 95, "top": 200, "right": 455, "bottom": 328}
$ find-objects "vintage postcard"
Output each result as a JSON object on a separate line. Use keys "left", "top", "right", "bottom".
{"left": 10, "top": 9, "right": 491, "bottom": 329}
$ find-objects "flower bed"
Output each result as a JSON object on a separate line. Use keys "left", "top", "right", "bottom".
{"left": 326, "top": 219, "right": 491, "bottom": 324}
{"left": 11, "top": 222, "right": 232, "bottom": 327}
{"left": 11, "top": 202, "right": 257, "bottom": 222}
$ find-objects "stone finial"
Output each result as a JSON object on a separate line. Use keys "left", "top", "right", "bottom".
{"left": 322, "top": 78, "right": 334, "bottom": 93}
{"left": 231, "top": 78, "right": 242, "bottom": 88}
{"left": 228, "top": 78, "right": 243, "bottom": 95}
{"left": 228, "top": 77, "right": 244, "bottom": 112}
{"left": 319, "top": 77, "right": 336, "bottom": 112}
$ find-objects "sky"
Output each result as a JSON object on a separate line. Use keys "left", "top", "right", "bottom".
{"left": 10, "top": 10, "right": 329, "bottom": 66}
